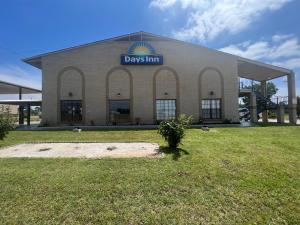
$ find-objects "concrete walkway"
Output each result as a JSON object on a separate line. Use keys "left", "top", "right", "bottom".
{"left": 0, "top": 142, "right": 161, "bottom": 158}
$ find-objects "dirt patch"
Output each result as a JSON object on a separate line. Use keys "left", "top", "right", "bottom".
{"left": 0, "top": 142, "right": 162, "bottom": 158}
{"left": 38, "top": 148, "right": 51, "bottom": 152}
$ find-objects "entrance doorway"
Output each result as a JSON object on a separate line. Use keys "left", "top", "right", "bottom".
{"left": 60, "top": 100, "right": 82, "bottom": 123}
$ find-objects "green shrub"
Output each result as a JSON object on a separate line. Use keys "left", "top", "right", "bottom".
{"left": 158, "top": 114, "right": 192, "bottom": 148}
{"left": 268, "top": 110, "right": 277, "bottom": 119}
{"left": 0, "top": 109, "right": 15, "bottom": 140}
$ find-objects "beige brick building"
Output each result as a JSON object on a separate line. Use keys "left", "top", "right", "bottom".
{"left": 23, "top": 32, "right": 297, "bottom": 126}
{"left": 0, "top": 105, "right": 18, "bottom": 115}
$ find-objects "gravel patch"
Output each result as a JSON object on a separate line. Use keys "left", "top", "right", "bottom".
{"left": 0, "top": 142, "right": 162, "bottom": 158}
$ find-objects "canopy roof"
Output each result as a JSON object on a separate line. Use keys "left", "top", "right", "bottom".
{"left": 0, "top": 80, "right": 41, "bottom": 94}
{"left": 0, "top": 99, "right": 41, "bottom": 106}
{"left": 237, "top": 57, "right": 292, "bottom": 81}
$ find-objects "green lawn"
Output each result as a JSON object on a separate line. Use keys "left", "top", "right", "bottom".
{"left": 0, "top": 127, "right": 299, "bottom": 224}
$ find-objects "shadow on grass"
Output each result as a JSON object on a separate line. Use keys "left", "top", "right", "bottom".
{"left": 159, "top": 146, "right": 189, "bottom": 161}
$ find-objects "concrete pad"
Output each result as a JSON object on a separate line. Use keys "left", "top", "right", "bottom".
{"left": 0, "top": 142, "right": 162, "bottom": 158}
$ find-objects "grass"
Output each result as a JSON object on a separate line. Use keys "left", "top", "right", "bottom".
{"left": 0, "top": 127, "right": 299, "bottom": 224}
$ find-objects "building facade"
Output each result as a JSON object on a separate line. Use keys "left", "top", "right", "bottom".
{"left": 24, "top": 32, "right": 297, "bottom": 126}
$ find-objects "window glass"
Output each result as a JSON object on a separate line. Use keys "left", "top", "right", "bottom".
{"left": 156, "top": 100, "right": 176, "bottom": 121}
{"left": 61, "top": 100, "right": 82, "bottom": 123}
{"left": 202, "top": 100, "right": 211, "bottom": 119}
{"left": 109, "top": 100, "right": 130, "bottom": 124}
{"left": 201, "top": 99, "right": 221, "bottom": 119}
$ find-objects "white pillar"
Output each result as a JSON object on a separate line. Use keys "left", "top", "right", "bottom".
{"left": 287, "top": 72, "right": 297, "bottom": 124}
{"left": 250, "top": 93, "right": 257, "bottom": 123}
{"left": 277, "top": 103, "right": 285, "bottom": 124}
{"left": 261, "top": 80, "right": 268, "bottom": 123}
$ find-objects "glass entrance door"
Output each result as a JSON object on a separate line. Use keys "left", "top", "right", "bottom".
{"left": 61, "top": 100, "right": 82, "bottom": 123}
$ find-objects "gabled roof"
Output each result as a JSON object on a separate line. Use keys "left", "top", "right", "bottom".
{"left": 23, "top": 31, "right": 178, "bottom": 68}
{"left": 23, "top": 31, "right": 293, "bottom": 81}
{"left": 24, "top": 31, "right": 244, "bottom": 69}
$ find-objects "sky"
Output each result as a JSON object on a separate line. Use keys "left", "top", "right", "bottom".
{"left": 0, "top": 0, "right": 299, "bottom": 100}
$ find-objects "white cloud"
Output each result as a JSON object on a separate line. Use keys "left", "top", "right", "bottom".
{"left": 150, "top": 0, "right": 292, "bottom": 42}
{"left": 272, "top": 34, "right": 294, "bottom": 42}
{"left": 0, "top": 64, "right": 41, "bottom": 95}
{"left": 220, "top": 34, "right": 300, "bottom": 96}
{"left": 220, "top": 41, "right": 269, "bottom": 60}
{"left": 150, "top": 0, "right": 207, "bottom": 10}
{"left": 0, "top": 65, "right": 42, "bottom": 100}
{"left": 150, "top": 0, "right": 176, "bottom": 9}
{"left": 272, "top": 58, "right": 300, "bottom": 70}
{"left": 219, "top": 34, "right": 300, "bottom": 70}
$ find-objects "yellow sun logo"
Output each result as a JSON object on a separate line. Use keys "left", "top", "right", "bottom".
{"left": 132, "top": 46, "right": 151, "bottom": 55}
{"left": 128, "top": 42, "right": 155, "bottom": 55}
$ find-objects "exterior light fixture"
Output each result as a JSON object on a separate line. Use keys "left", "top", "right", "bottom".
{"left": 209, "top": 91, "right": 214, "bottom": 96}
{"left": 117, "top": 93, "right": 121, "bottom": 96}
{"left": 68, "top": 92, "right": 73, "bottom": 97}
{"left": 164, "top": 92, "right": 168, "bottom": 96}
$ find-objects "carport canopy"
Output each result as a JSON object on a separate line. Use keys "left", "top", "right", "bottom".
{"left": 237, "top": 56, "right": 297, "bottom": 124}
{"left": 0, "top": 80, "right": 41, "bottom": 126}
{"left": 237, "top": 57, "right": 292, "bottom": 81}
{"left": 0, "top": 99, "right": 41, "bottom": 106}
{"left": 0, "top": 80, "right": 41, "bottom": 94}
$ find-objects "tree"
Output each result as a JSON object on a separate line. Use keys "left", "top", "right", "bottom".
{"left": 31, "top": 106, "right": 41, "bottom": 116}
{"left": 158, "top": 114, "right": 192, "bottom": 149}
{"left": 242, "top": 82, "right": 278, "bottom": 107}
{"left": 0, "top": 107, "right": 15, "bottom": 140}
{"left": 297, "top": 96, "right": 300, "bottom": 118}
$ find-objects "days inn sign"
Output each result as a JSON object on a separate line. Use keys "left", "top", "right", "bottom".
{"left": 120, "top": 42, "right": 163, "bottom": 65}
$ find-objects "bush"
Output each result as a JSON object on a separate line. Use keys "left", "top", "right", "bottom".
{"left": 0, "top": 109, "right": 15, "bottom": 140}
{"left": 158, "top": 114, "right": 192, "bottom": 148}
{"left": 268, "top": 110, "right": 277, "bottom": 119}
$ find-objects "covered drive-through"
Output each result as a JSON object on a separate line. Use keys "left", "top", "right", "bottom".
{"left": 0, "top": 80, "right": 41, "bottom": 126}
{"left": 237, "top": 57, "right": 297, "bottom": 124}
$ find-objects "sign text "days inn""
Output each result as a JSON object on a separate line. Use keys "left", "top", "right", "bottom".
{"left": 120, "top": 42, "right": 163, "bottom": 65}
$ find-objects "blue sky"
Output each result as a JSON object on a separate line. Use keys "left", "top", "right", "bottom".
{"left": 0, "top": 0, "right": 299, "bottom": 99}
